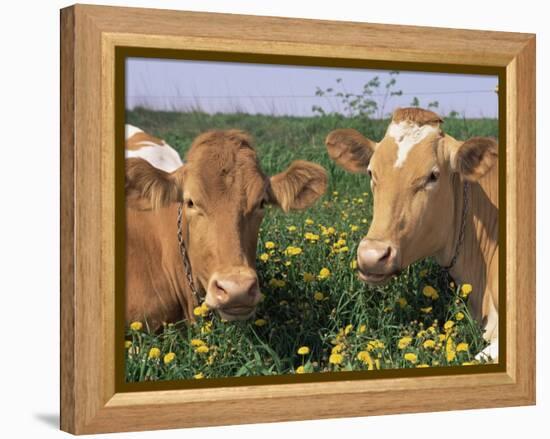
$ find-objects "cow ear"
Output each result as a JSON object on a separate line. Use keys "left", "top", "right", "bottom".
{"left": 450, "top": 136, "right": 498, "bottom": 182}
{"left": 125, "top": 158, "right": 184, "bottom": 210}
{"left": 325, "top": 129, "right": 375, "bottom": 174}
{"left": 268, "top": 160, "right": 328, "bottom": 212}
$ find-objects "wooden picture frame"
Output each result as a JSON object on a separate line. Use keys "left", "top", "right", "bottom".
{"left": 60, "top": 4, "right": 536, "bottom": 434}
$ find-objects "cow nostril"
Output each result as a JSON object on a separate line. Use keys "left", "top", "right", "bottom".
{"left": 214, "top": 280, "right": 229, "bottom": 300}
{"left": 379, "top": 246, "right": 392, "bottom": 262}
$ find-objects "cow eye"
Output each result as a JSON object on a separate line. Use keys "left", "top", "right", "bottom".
{"left": 185, "top": 199, "right": 194, "bottom": 209}
{"left": 428, "top": 170, "right": 440, "bottom": 183}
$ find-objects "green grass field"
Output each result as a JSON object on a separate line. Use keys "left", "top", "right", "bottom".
{"left": 125, "top": 109, "right": 498, "bottom": 381}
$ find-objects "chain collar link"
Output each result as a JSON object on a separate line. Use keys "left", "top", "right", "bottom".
{"left": 177, "top": 203, "right": 201, "bottom": 304}
{"left": 442, "top": 181, "right": 470, "bottom": 271}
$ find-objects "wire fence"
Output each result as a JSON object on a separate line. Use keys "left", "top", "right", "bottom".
{"left": 126, "top": 89, "right": 498, "bottom": 117}
{"left": 127, "top": 89, "right": 496, "bottom": 99}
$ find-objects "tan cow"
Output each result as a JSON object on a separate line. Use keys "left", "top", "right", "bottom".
{"left": 126, "top": 129, "right": 327, "bottom": 330}
{"left": 326, "top": 108, "right": 499, "bottom": 361}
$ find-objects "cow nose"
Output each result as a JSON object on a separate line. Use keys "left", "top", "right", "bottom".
{"left": 357, "top": 238, "right": 397, "bottom": 273}
{"left": 212, "top": 272, "right": 260, "bottom": 306}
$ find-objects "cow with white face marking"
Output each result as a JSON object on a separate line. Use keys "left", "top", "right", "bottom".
{"left": 126, "top": 129, "right": 328, "bottom": 330}
{"left": 326, "top": 108, "right": 499, "bottom": 361}
{"left": 125, "top": 124, "right": 183, "bottom": 172}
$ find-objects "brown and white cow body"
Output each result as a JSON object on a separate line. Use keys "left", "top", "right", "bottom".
{"left": 125, "top": 124, "right": 183, "bottom": 172}
{"left": 326, "top": 108, "right": 499, "bottom": 361}
{"left": 126, "top": 129, "right": 327, "bottom": 330}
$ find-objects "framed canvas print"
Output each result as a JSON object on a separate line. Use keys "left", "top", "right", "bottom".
{"left": 60, "top": 4, "right": 536, "bottom": 434}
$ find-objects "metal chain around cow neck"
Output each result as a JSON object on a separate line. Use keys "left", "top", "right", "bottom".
{"left": 441, "top": 180, "right": 470, "bottom": 272}
{"left": 177, "top": 203, "right": 202, "bottom": 305}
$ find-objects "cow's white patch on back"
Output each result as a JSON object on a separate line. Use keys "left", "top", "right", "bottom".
{"left": 126, "top": 143, "right": 184, "bottom": 173}
{"left": 125, "top": 124, "right": 143, "bottom": 140}
{"left": 387, "top": 121, "right": 438, "bottom": 167}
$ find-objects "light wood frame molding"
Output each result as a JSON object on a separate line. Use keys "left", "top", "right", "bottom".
{"left": 60, "top": 4, "right": 536, "bottom": 434}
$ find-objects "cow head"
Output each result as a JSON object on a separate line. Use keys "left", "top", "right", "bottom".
{"left": 326, "top": 108, "right": 497, "bottom": 285}
{"left": 126, "top": 130, "right": 327, "bottom": 320}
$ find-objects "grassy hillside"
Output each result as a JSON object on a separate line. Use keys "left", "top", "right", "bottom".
{"left": 125, "top": 109, "right": 498, "bottom": 382}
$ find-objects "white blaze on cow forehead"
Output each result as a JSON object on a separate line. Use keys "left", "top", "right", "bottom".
{"left": 125, "top": 124, "right": 143, "bottom": 140}
{"left": 387, "top": 121, "right": 439, "bottom": 168}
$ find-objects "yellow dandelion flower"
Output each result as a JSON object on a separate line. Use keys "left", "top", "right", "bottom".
{"left": 124, "top": 340, "right": 132, "bottom": 349}
{"left": 331, "top": 344, "right": 344, "bottom": 354}
{"left": 438, "top": 334, "right": 447, "bottom": 342}
{"left": 201, "top": 322, "right": 212, "bottom": 334}
{"left": 265, "top": 241, "right": 276, "bottom": 249}
{"left": 314, "top": 291, "right": 324, "bottom": 301}
{"left": 322, "top": 226, "right": 336, "bottom": 236}
{"left": 295, "top": 366, "right": 306, "bottom": 374}
{"left": 444, "top": 320, "right": 455, "bottom": 332}
{"left": 195, "top": 345, "right": 209, "bottom": 354}
{"left": 332, "top": 191, "right": 339, "bottom": 196}
{"left": 398, "top": 336, "right": 413, "bottom": 349}
{"left": 284, "top": 246, "right": 302, "bottom": 256}
{"left": 397, "top": 297, "right": 408, "bottom": 308}
{"left": 329, "top": 353, "right": 344, "bottom": 365}
{"left": 333, "top": 238, "right": 346, "bottom": 248}
{"left": 163, "top": 352, "right": 176, "bottom": 364}
{"left": 318, "top": 267, "right": 331, "bottom": 280}
{"left": 359, "top": 324, "right": 367, "bottom": 333}
{"left": 268, "top": 278, "right": 286, "bottom": 288}
{"left": 305, "top": 218, "right": 314, "bottom": 225}
{"left": 129, "top": 321, "right": 143, "bottom": 331}
{"left": 422, "top": 285, "right": 439, "bottom": 300}
{"left": 304, "top": 232, "right": 320, "bottom": 241}
{"left": 191, "top": 339, "right": 205, "bottom": 347}
{"left": 350, "top": 225, "right": 359, "bottom": 232}
{"left": 367, "top": 340, "right": 385, "bottom": 351}
{"left": 416, "top": 364, "right": 430, "bottom": 368}
{"left": 254, "top": 318, "right": 267, "bottom": 327}
{"left": 420, "top": 306, "right": 432, "bottom": 313}
{"left": 297, "top": 346, "right": 310, "bottom": 355}
{"left": 456, "top": 342, "right": 469, "bottom": 352}
{"left": 460, "top": 283, "right": 473, "bottom": 298}
{"left": 423, "top": 339, "right": 436, "bottom": 349}
{"left": 148, "top": 347, "right": 161, "bottom": 359}
{"left": 287, "top": 225, "right": 297, "bottom": 232}
{"left": 344, "top": 324, "right": 353, "bottom": 335}
{"left": 194, "top": 372, "right": 204, "bottom": 379}
{"left": 419, "top": 269, "right": 428, "bottom": 278}
{"left": 357, "top": 351, "right": 375, "bottom": 370}
{"left": 259, "top": 253, "right": 269, "bottom": 262}
{"left": 303, "top": 272, "right": 315, "bottom": 282}
{"left": 193, "top": 302, "right": 209, "bottom": 317}
{"left": 446, "top": 337, "right": 456, "bottom": 362}
{"left": 404, "top": 352, "right": 418, "bottom": 363}
{"left": 350, "top": 260, "right": 358, "bottom": 270}
{"left": 455, "top": 312, "right": 465, "bottom": 321}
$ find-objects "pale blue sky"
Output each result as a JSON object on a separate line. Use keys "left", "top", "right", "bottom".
{"left": 126, "top": 58, "right": 498, "bottom": 118}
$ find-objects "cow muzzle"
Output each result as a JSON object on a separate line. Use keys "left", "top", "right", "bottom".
{"left": 356, "top": 238, "right": 400, "bottom": 285}
{"left": 205, "top": 268, "right": 261, "bottom": 321}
